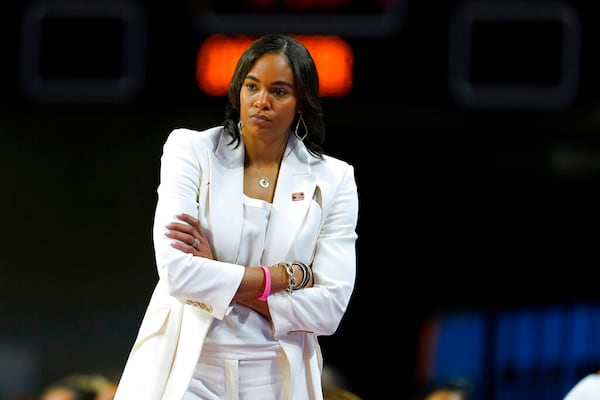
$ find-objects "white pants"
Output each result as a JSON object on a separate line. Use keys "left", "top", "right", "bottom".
{"left": 183, "top": 355, "right": 288, "bottom": 400}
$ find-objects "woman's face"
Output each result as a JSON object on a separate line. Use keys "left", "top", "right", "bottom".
{"left": 239, "top": 52, "right": 298, "bottom": 141}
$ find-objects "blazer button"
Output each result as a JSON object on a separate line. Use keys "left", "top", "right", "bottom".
{"left": 199, "top": 303, "right": 213, "bottom": 313}
{"left": 185, "top": 299, "right": 213, "bottom": 313}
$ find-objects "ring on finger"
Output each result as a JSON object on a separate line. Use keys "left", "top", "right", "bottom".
{"left": 192, "top": 238, "right": 200, "bottom": 249}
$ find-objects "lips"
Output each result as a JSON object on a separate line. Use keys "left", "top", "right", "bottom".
{"left": 250, "top": 114, "right": 271, "bottom": 124}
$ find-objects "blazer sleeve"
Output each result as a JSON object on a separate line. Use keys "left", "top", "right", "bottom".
{"left": 269, "top": 160, "right": 359, "bottom": 339}
{"left": 152, "top": 128, "right": 245, "bottom": 320}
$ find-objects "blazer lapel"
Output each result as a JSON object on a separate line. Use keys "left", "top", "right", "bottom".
{"left": 209, "top": 132, "right": 245, "bottom": 263}
{"left": 263, "top": 136, "right": 317, "bottom": 264}
{"left": 208, "top": 132, "right": 318, "bottom": 266}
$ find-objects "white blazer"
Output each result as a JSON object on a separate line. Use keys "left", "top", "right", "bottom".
{"left": 113, "top": 127, "right": 359, "bottom": 400}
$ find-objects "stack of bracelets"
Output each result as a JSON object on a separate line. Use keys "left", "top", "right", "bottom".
{"left": 257, "top": 262, "right": 313, "bottom": 301}
{"left": 283, "top": 261, "right": 312, "bottom": 293}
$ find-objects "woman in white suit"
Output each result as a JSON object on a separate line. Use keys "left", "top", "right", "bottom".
{"left": 113, "top": 33, "right": 359, "bottom": 400}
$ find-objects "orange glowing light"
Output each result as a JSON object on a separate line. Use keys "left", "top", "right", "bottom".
{"left": 196, "top": 34, "right": 353, "bottom": 97}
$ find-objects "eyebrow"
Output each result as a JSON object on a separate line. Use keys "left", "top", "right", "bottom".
{"left": 245, "top": 74, "right": 294, "bottom": 89}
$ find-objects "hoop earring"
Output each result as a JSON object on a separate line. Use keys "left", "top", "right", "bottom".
{"left": 294, "top": 112, "right": 308, "bottom": 141}
{"left": 237, "top": 120, "right": 244, "bottom": 134}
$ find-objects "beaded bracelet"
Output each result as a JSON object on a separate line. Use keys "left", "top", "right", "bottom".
{"left": 257, "top": 265, "right": 271, "bottom": 301}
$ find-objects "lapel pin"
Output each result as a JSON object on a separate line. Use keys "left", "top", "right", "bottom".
{"left": 292, "top": 192, "right": 305, "bottom": 201}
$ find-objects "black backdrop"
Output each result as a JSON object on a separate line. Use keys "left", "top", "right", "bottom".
{"left": 2, "top": 1, "right": 600, "bottom": 399}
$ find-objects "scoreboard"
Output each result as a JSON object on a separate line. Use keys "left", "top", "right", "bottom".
{"left": 192, "top": 0, "right": 406, "bottom": 37}
{"left": 14, "top": 0, "right": 404, "bottom": 105}
{"left": 8, "top": 0, "right": 590, "bottom": 112}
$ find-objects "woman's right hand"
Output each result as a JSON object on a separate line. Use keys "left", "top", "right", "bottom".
{"left": 165, "top": 213, "right": 215, "bottom": 260}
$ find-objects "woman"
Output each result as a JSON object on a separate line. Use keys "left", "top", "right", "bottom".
{"left": 113, "top": 33, "right": 359, "bottom": 400}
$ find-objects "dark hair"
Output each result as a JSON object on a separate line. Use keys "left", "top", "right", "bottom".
{"left": 222, "top": 33, "right": 325, "bottom": 158}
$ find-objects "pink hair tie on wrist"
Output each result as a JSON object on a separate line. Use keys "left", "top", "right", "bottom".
{"left": 257, "top": 265, "right": 271, "bottom": 301}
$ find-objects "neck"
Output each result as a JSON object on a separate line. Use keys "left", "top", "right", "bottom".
{"left": 243, "top": 135, "right": 287, "bottom": 168}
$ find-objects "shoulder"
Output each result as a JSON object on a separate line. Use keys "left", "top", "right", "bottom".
{"left": 316, "top": 153, "right": 355, "bottom": 180}
{"left": 166, "top": 126, "right": 222, "bottom": 146}
{"left": 162, "top": 126, "right": 224, "bottom": 159}
{"left": 322, "top": 153, "right": 352, "bottom": 169}
{"left": 307, "top": 153, "right": 357, "bottom": 199}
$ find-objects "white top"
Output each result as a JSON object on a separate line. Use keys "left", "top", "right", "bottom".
{"left": 201, "top": 195, "right": 283, "bottom": 360}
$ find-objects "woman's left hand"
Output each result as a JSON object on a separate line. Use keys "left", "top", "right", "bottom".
{"left": 165, "top": 213, "right": 215, "bottom": 260}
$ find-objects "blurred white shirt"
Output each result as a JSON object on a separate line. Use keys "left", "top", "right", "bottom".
{"left": 564, "top": 373, "right": 600, "bottom": 400}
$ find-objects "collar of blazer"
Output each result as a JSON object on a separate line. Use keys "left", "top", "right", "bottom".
{"left": 210, "top": 130, "right": 319, "bottom": 264}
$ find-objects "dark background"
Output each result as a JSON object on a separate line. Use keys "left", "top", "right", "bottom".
{"left": 2, "top": 0, "right": 600, "bottom": 399}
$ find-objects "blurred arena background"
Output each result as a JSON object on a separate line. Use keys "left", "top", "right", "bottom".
{"left": 2, "top": 1, "right": 600, "bottom": 398}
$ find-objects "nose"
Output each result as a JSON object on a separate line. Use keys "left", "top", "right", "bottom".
{"left": 254, "top": 90, "right": 271, "bottom": 110}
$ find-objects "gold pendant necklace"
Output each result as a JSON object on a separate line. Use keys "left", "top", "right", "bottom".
{"left": 254, "top": 167, "right": 270, "bottom": 188}
{"left": 257, "top": 176, "right": 270, "bottom": 188}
